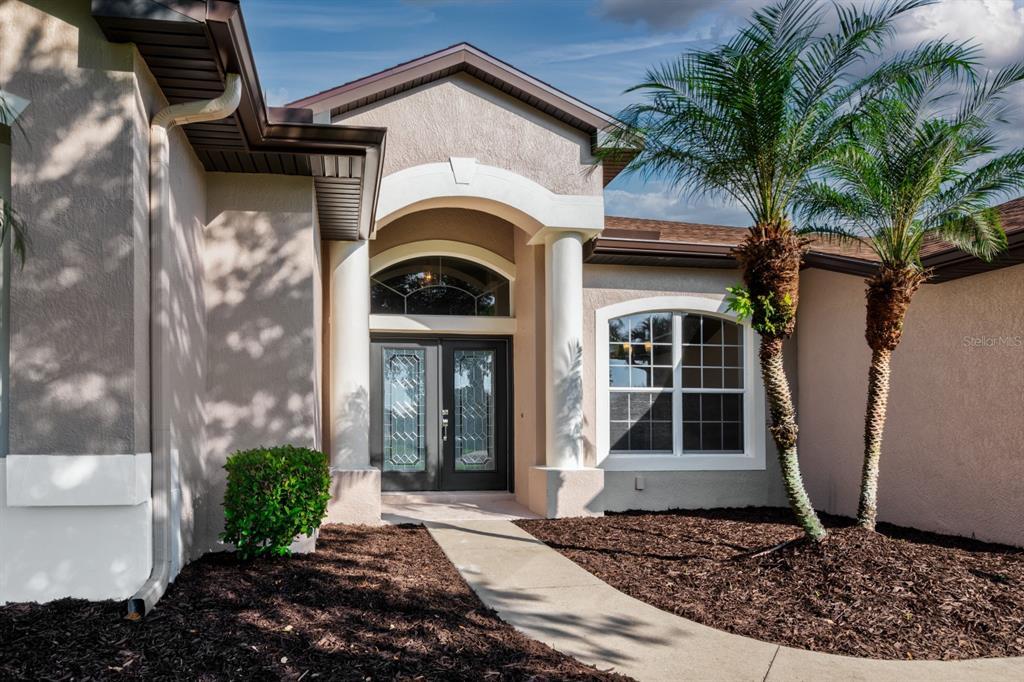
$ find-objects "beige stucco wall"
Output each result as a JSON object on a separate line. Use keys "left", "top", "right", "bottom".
{"left": 370, "top": 208, "right": 516, "bottom": 263}
{"left": 336, "top": 74, "right": 602, "bottom": 197}
{"left": 0, "top": 0, "right": 201, "bottom": 602}
{"left": 200, "top": 173, "right": 319, "bottom": 554}
{"left": 582, "top": 264, "right": 789, "bottom": 511}
{"left": 797, "top": 266, "right": 1024, "bottom": 546}
{"left": 0, "top": 1, "right": 325, "bottom": 598}
{"left": 1, "top": 0, "right": 149, "bottom": 454}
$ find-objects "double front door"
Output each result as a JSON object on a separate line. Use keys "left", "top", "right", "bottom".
{"left": 370, "top": 337, "right": 510, "bottom": 491}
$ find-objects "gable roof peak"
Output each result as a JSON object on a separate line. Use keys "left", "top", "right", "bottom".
{"left": 286, "top": 42, "right": 616, "bottom": 135}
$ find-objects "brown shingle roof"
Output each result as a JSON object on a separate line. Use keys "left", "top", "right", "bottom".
{"left": 594, "top": 196, "right": 1024, "bottom": 282}
{"left": 603, "top": 216, "right": 879, "bottom": 261}
{"left": 604, "top": 216, "right": 747, "bottom": 247}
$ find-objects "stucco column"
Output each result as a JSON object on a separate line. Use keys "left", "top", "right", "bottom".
{"left": 544, "top": 230, "right": 585, "bottom": 468}
{"left": 329, "top": 240, "right": 370, "bottom": 467}
{"left": 326, "top": 239, "right": 380, "bottom": 524}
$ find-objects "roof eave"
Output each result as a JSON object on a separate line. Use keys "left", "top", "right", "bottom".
{"left": 91, "top": 0, "right": 386, "bottom": 240}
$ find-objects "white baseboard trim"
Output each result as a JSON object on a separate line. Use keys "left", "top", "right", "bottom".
{"left": 5, "top": 453, "right": 151, "bottom": 507}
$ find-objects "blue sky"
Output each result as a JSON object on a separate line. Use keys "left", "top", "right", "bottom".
{"left": 244, "top": 0, "right": 1024, "bottom": 225}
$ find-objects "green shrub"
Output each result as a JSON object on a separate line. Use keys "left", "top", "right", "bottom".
{"left": 220, "top": 445, "right": 331, "bottom": 559}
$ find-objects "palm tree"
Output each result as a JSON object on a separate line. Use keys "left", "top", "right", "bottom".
{"left": 600, "top": 0, "right": 961, "bottom": 541}
{"left": 796, "top": 60, "right": 1024, "bottom": 530}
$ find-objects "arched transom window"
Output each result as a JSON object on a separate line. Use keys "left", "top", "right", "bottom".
{"left": 608, "top": 311, "right": 745, "bottom": 455}
{"left": 371, "top": 256, "right": 511, "bottom": 317}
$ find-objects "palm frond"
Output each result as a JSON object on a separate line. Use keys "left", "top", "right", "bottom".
{"left": 0, "top": 201, "right": 29, "bottom": 268}
{"left": 793, "top": 36, "right": 1021, "bottom": 269}
{"left": 599, "top": 0, "right": 941, "bottom": 231}
{"left": 796, "top": 223, "right": 870, "bottom": 246}
{"left": 933, "top": 208, "right": 1008, "bottom": 262}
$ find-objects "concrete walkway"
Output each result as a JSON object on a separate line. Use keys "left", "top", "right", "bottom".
{"left": 427, "top": 519, "right": 1024, "bottom": 682}
{"left": 381, "top": 491, "right": 539, "bottom": 525}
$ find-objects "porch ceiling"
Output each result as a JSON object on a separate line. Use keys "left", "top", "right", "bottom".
{"left": 90, "top": 0, "right": 385, "bottom": 241}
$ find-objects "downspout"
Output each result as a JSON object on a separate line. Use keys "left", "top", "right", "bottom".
{"left": 127, "top": 74, "right": 242, "bottom": 619}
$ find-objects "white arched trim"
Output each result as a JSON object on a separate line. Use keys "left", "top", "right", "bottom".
{"left": 369, "top": 239, "right": 516, "bottom": 282}
{"left": 374, "top": 160, "right": 604, "bottom": 236}
{"left": 595, "top": 294, "right": 767, "bottom": 472}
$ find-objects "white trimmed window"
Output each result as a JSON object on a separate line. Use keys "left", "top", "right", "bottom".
{"left": 597, "top": 297, "right": 765, "bottom": 471}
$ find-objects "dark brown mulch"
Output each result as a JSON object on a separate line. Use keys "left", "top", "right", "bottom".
{"left": 517, "top": 508, "right": 1024, "bottom": 661}
{"left": 0, "top": 525, "right": 626, "bottom": 681}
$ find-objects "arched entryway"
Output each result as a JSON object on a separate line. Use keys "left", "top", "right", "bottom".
{"left": 368, "top": 248, "right": 514, "bottom": 491}
{"left": 324, "top": 160, "right": 605, "bottom": 520}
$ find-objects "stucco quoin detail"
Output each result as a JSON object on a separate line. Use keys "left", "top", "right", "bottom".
{"left": 374, "top": 162, "right": 604, "bottom": 236}
{"left": 5, "top": 453, "right": 151, "bottom": 507}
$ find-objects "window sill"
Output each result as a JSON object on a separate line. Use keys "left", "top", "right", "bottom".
{"left": 600, "top": 452, "right": 766, "bottom": 472}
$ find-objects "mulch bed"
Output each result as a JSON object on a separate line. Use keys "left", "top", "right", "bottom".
{"left": 517, "top": 508, "right": 1024, "bottom": 661}
{"left": 0, "top": 525, "right": 626, "bottom": 681}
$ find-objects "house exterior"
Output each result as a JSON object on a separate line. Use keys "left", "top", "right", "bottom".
{"left": 1, "top": 1, "right": 1021, "bottom": 607}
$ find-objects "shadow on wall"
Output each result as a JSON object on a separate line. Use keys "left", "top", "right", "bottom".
{"left": 4, "top": 4, "right": 146, "bottom": 455}
{"left": 553, "top": 340, "right": 587, "bottom": 467}
{"left": 333, "top": 385, "right": 368, "bottom": 469}
{"left": 198, "top": 175, "right": 318, "bottom": 556}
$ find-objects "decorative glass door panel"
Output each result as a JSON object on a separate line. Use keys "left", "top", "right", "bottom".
{"left": 371, "top": 337, "right": 509, "bottom": 491}
{"left": 453, "top": 350, "right": 496, "bottom": 472}
{"left": 382, "top": 348, "right": 427, "bottom": 473}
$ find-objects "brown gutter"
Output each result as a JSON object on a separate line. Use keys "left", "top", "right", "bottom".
{"left": 801, "top": 251, "right": 877, "bottom": 278}
{"left": 587, "top": 231, "right": 1024, "bottom": 283}
{"left": 92, "top": 0, "right": 386, "bottom": 157}
{"left": 921, "top": 228, "right": 1024, "bottom": 282}
{"left": 202, "top": 4, "right": 385, "bottom": 155}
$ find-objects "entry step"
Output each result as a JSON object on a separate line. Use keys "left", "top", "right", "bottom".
{"left": 381, "top": 491, "right": 515, "bottom": 505}
{"left": 380, "top": 491, "right": 539, "bottom": 524}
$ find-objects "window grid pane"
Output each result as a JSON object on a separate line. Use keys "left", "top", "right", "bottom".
{"left": 609, "top": 390, "right": 673, "bottom": 452}
{"left": 610, "top": 311, "right": 746, "bottom": 456}
{"left": 680, "top": 314, "right": 744, "bottom": 454}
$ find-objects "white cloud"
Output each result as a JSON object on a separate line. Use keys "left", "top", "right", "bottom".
{"left": 594, "top": 0, "right": 760, "bottom": 30}
{"left": 890, "top": 0, "right": 1024, "bottom": 68}
{"left": 595, "top": 0, "right": 1024, "bottom": 67}
{"left": 528, "top": 30, "right": 711, "bottom": 63}
{"left": 604, "top": 181, "right": 750, "bottom": 225}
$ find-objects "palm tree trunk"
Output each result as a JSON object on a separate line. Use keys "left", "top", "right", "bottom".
{"left": 858, "top": 265, "right": 924, "bottom": 531}
{"left": 760, "top": 337, "right": 827, "bottom": 542}
{"left": 735, "top": 226, "right": 826, "bottom": 543}
{"left": 858, "top": 347, "right": 892, "bottom": 530}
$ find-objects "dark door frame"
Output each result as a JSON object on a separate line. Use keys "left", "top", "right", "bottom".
{"left": 370, "top": 333, "right": 514, "bottom": 492}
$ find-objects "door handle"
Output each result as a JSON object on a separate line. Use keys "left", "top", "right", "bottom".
{"left": 441, "top": 408, "right": 449, "bottom": 442}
